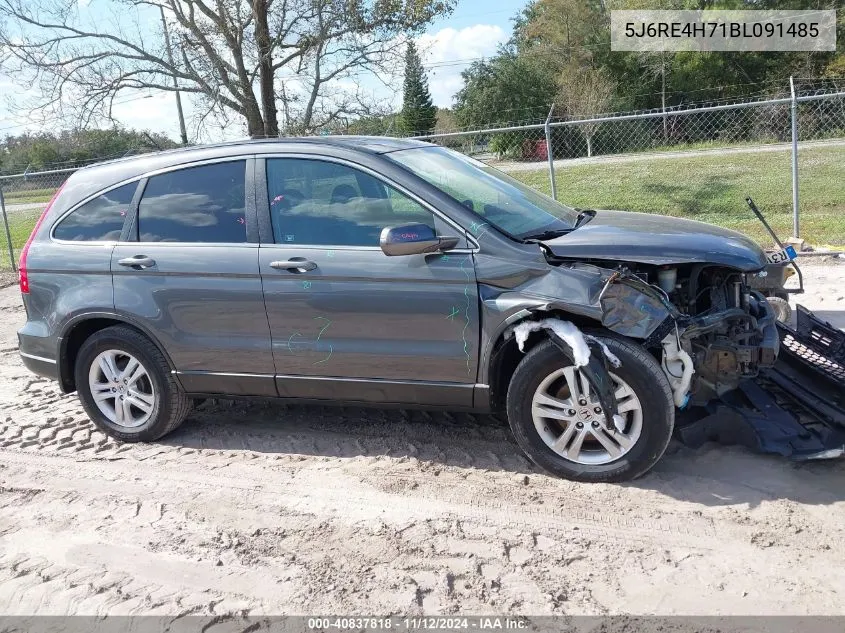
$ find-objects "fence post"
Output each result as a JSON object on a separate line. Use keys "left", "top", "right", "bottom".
{"left": 789, "top": 76, "right": 800, "bottom": 239}
{"left": 0, "top": 185, "right": 15, "bottom": 272}
{"left": 544, "top": 104, "right": 557, "bottom": 200}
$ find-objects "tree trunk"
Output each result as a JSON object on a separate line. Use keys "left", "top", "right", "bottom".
{"left": 301, "top": 42, "right": 324, "bottom": 133}
{"left": 253, "top": 0, "right": 278, "bottom": 137}
{"left": 244, "top": 102, "right": 266, "bottom": 138}
{"left": 585, "top": 134, "right": 592, "bottom": 157}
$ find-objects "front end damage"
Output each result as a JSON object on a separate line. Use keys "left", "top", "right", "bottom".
{"left": 483, "top": 251, "right": 845, "bottom": 461}
{"left": 597, "top": 266, "right": 780, "bottom": 409}
{"left": 598, "top": 266, "right": 845, "bottom": 459}
{"left": 678, "top": 305, "right": 845, "bottom": 459}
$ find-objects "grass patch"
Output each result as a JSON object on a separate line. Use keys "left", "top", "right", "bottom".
{"left": 0, "top": 210, "right": 42, "bottom": 271}
{"left": 3, "top": 187, "right": 58, "bottom": 205}
{"left": 509, "top": 144, "right": 845, "bottom": 247}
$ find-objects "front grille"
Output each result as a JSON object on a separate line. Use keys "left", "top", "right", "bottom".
{"left": 795, "top": 304, "right": 845, "bottom": 365}
{"left": 780, "top": 332, "right": 845, "bottom": 384}
{"left": 779, "top": 306, "right": 845, "bottom": 386}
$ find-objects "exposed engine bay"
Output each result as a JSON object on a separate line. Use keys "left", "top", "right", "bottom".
{"left": 594, "top": 262, "right": 780, "bottom": 409}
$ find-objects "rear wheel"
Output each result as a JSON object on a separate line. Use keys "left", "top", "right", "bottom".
{"left": 506, "top": 336, "right": 674, "bottom": 483}
{"left": 75, "top": 326, "right": 191, "bottom": 442}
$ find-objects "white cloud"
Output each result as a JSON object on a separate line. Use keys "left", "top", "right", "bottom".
{"left": 415, "top": 24, "right": 507, "bottom": 108}
{"left": 111, "top": 93, "right": 179, "bottom": 134}
{"left": 109, "top": 91, "right": 246, "bottom": 142}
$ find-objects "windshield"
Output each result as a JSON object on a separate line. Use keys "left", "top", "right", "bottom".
{"left": 387, "top": 146, "right": 578, "bottom": 240}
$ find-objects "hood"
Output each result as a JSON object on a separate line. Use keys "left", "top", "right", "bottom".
{"left": 543, "top": 210, "right": 768, "bottom": 271}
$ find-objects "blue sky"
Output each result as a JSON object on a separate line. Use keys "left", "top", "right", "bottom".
{"left": 0, "top": 0, "right": 527, "bottom": 140}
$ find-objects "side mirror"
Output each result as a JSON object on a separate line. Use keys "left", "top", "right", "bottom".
{"left": 379, "top": 223, "right": 460, "bottom": 257}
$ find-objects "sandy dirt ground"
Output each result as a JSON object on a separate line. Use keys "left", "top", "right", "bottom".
{"left": 0, "top": 260, "right": 843, "bottom": 618}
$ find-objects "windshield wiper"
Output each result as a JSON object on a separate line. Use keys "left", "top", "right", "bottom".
{"left": 572, "top": 208, "right": 596, "bottom": 228}
{"left": 522, "top": 209, "right": 596, "bottom": 242}
{"left": 522, "top": 228, "right": 570, "bottom": 241}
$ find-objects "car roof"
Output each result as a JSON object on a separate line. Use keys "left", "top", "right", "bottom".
{"left": 80, "top": 136, "right": 430, "bottom": 172}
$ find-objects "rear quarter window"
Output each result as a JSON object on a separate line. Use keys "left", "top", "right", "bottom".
{"left": 52, "top": 182, "right": 136, "bottom": 241}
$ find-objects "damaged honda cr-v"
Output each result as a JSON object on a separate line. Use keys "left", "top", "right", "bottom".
{"left": 17, "top": 137, "right": 797, "bottom": 483}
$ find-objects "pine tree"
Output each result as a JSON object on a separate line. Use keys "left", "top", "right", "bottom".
{"left": 400, "top": 41, "right": 437, "bottom": 136}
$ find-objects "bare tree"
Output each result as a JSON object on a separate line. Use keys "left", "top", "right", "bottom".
{"left": 558, "top": 66, "right": 615, "bottom": 157}
{"left": 0, "top": 0, "right": 452, "bottom": 138}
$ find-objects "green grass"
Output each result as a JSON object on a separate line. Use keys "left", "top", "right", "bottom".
{"left": 3, "top": 187, "right": 58, "bottom": 205}
{"left": 509, "top": 144, "right": 845, "bottom": 248}
{"left": 0, "top": 210, "right": 42, "bottom": 271}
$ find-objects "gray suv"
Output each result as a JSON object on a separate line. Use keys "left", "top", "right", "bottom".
{"left": 18, "top": 137, "right": 777, "bottom": 482}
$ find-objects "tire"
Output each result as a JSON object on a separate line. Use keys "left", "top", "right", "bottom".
{"left": 767, "top": 296, "right": 792, "bottom": 324}
{"left": 506, "top": 336, "right": 674, "bottom": 483}
{"left": 75, "top": 325, "right": 191, "bottom": 442}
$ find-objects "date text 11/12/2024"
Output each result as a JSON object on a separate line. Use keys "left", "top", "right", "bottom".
{"left": 306, "top": 616, "right": 529, "bottom": 630}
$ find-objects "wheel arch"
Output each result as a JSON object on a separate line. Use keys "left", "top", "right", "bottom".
{"left": 485, "top": 309, "right": 601, "bottom": 414}
{"left": 57, "top": 312, "right": 179, "bottom": 393}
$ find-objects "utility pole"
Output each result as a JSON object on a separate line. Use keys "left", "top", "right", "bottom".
{"left": 789, "top": 75, "right": 800, "bottom": 241}
{"left": 160, "top": 6, "right": 189, "bottom": 146}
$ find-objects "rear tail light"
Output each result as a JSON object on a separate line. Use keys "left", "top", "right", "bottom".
{"left": 19, "top": 184, "right": 65, "bottom": 294}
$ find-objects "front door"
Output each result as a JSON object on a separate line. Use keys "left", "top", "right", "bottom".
{"left": 112, "top": 158, "right": 275, "bottom": 396}
{"left": 257, "top": 156, "right": 479, "bottom": 406}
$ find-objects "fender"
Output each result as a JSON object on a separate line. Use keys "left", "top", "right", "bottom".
{"left": 56, "top": 310, "right": 182, "bottom": 393}
{"left": 480, "top": 303, "right": 603, "bottom": 385}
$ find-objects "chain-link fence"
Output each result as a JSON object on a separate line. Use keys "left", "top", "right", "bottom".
{"left": 412, "top": 88, "right": 845, "bottom": 249}
{"left": 2, "top": 85, "right": 844, "bottom": 271}
{"left": 0, "top": 167, "right": 78, "bottom": 270}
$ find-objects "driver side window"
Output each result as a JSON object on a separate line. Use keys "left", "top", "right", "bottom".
{"left": 266, "top": 158, "right": 436, "bottom": 246}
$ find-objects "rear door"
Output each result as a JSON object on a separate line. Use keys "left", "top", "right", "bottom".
{"left": 111, "top": 158, "right": 275, "bottom": 396}
{"left": 257, "top": 156, "right": 479, "bottom": 407}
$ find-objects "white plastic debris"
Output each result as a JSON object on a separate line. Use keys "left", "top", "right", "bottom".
{"left": 612, "top": 414, "right": 626, "bottom": 433}
{"left": 585, "top": 335, "right": 622, "bottom": 368}
{"left": 510, "top": 318, "right": 621, "bottom": 369}
{"left": 512, "top": 319, "right": 591, "bottom": 366}
{"left": 661, "top": 333, "right": 694, "bottom": 408}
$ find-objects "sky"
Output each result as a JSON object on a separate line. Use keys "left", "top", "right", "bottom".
{"left": 0, "top": 0, "right": 526, "bottom": 141}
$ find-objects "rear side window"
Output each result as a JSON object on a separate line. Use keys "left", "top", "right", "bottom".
{"left": 53, "top": 182, "right": 136, "bottom": 241}
{"left": 138, "top": 161, "right": 247, "bottom": 243}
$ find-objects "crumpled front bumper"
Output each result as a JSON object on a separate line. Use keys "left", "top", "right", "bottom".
{"left": 676, "top": 305, "right": 845, "bottom": 460}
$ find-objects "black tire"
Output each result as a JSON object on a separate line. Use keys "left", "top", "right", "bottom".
{"left": 506, "top": 336, "right": 674, "bottom": 483}
{"left": 767, "top": 296, "right": 792, "bottom": 324}
{"left": 75, "top": 325, "right": 191, "bottom": 442}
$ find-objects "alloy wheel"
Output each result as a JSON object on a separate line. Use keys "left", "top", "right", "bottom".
{"left": 531, "top": 365, "right": 643, "bottom": 465}
{"left": 87, "top": 349, "right": 157, "bottom": 429}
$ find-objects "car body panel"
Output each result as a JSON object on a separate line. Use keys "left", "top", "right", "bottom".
{"left": 19, "top": 239, "right": 116, "bottom": 362}
{"left": 110, "top": 243, "right": 276, "bottom": 396}
{"left": 259, "top": 245, "right": 480, "bottom": 402}
{"left": 541, "top": 210, "right": 768, "bottom": 271}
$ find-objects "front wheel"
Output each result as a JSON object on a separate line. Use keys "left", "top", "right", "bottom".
{"left": 506, "top": 336, "right": 674, "bottom": 483}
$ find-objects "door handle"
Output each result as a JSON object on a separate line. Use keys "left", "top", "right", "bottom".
{"left": 270, "top": 258, "right": 317, "bottom": 272}
{"left": 118, "top": 255, "right": 156, "bottom": 269}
